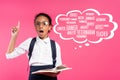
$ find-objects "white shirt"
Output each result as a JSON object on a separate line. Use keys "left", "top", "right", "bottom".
{"left": 6, "top": 36, "right": 62, "bottom": 66}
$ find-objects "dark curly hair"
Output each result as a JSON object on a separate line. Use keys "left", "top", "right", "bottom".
{"left": 34, "top": 13, "right": 52, "bottom": 25}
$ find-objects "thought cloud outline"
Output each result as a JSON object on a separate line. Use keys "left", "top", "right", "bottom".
{"left": 53, "top": 9, "right": 118, "bottom": 44}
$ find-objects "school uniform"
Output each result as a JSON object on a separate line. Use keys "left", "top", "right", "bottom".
{"left": 6, "top": 36, "right": 62, "bottom": 80}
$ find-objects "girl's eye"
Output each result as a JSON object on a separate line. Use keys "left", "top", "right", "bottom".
{"left": 35, "top": 21, "right": 49, "bottom": 27}
{"left": 36, "top": 22, "right": 40, "bottom": 26}
{"left": 43, "top": 22, "right": 49, "bottom": 26}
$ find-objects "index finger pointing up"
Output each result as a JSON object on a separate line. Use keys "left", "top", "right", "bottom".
{"left": 17, "top": 21, "right": 20, "bottom": 28}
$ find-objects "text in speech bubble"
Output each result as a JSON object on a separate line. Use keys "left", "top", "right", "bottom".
{"left": 53, "top": 9, "right": 118, "bottom": 46}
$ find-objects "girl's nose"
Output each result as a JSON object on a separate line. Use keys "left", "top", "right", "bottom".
{"left": 39, "top": 23, "right": 43, "bottom": 28}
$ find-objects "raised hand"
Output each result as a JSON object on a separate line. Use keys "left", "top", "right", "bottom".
{"left": 11, "top": 21, "right": 20, "bottom": 37}
{"left": 6, "top": 21, "right": 20, "bottom": 53}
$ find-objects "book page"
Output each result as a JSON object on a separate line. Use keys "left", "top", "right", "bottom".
{"left": 32, "top": 65, "right": 72, "bottom": 74}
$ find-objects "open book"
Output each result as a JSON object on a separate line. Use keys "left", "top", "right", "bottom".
{"left": 32, "top": 65, "right": 72, "bottom": 74}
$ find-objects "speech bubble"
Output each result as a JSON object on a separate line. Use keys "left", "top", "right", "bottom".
{"left": 53, "top": 9, "right": 118, "bottom": 44}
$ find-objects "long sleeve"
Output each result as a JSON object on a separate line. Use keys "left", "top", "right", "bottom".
{"left": 55, "top": 42, "right": 62, "bottom": 66}
{"left": 6, "top": 38, "right": 32, "bottom": 59}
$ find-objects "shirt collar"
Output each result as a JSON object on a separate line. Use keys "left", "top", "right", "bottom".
{"left": 36, "top": 36, "right": 50, "bottom": 44}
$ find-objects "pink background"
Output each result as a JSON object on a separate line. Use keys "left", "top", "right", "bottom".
{"left": 0, "top": 0, "right": 120, "bottom": 80}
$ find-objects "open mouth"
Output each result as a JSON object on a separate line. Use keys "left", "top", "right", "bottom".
{"left": 39, "top": 30, "right": 44, "bottom": 33}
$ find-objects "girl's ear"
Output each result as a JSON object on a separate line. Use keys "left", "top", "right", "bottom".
{"left": 48, "top": 25, "right": 52, "bottom": 32}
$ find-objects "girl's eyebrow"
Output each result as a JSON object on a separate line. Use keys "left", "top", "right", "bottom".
{"left": 36, "top": 21, "right": 48, "bottom": 23}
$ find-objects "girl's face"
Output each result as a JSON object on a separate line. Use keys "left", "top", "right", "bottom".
{"left": 34, "top": 16, "right": 51, "bottom": 39}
